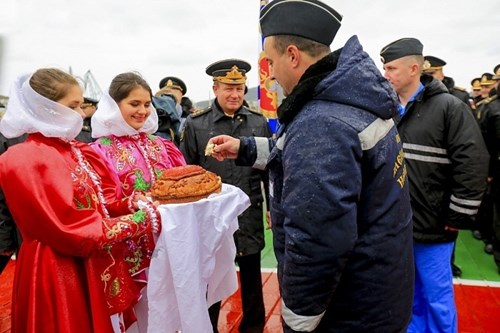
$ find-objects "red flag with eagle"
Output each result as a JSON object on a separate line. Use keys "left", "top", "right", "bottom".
{"left": 259, "top": 0, "right": 279, "bottom": 134}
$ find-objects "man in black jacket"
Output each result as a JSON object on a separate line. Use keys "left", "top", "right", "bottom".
{"left": 152, "top": 76, "right": 187, "bottom": 145}
{"left": 422, "top": 55, "right": 471, "bottom": 109}
{"left": 473, "top": 72, "right": 498, "bottom": 255}
{"left": 480, "top": 65, "right": 500, "bottom": 272}
{"left": 75, "top": 97, "right": 98, "bottom": 143}
{"left": 381, "top": 38, "right": 488, "bottom": 333}
{"left": 0, "top": 132, "right": 25, "bottom": 273}
{"left": 421, "top": 55, "right": 471, "bottom": 277}
{"left": 180, "top": 59, "right": 271, "bottom": 333}
{"left": 475, "top": 73, "right": 497, "bottom": 123}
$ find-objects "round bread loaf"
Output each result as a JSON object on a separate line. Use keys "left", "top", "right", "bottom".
{"left": 151, "top": 165, "right": 222, "bottom": 204}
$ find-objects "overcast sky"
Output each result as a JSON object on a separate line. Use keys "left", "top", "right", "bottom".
{"left": 0, "top": 0, "right": 499, "bottom": 104}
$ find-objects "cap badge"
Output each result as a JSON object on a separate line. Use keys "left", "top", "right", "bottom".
{"left": 214, "top": 66, "right": 246, "bottom": 84}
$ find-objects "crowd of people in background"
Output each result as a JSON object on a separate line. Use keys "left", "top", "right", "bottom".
{"left": 0, "top": 0, "right": 499, "bottom": 332}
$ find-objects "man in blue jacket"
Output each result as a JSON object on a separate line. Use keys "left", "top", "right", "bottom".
{"left": 208, "top": 0, "right": 414, "bottom": 331}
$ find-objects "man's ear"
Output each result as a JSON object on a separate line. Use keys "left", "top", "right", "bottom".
{"left": 287, "top": 45, "right": 300, "bottom": 68}
{"left": 410, "top": 63, "right": 421, "bottom": 77}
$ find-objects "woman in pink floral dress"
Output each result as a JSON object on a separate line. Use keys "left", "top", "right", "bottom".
{"left": 90, "top": 72, "right": 186, "bottom": 332}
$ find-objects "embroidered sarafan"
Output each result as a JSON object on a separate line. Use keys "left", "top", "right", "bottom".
{"left": 91, "top": 132, "right": 186, "bottom": 279}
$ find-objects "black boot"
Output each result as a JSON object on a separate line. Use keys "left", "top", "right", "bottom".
{"left": 472, "top": 230, "right": 483, "bottom": 240}
{"left": 451, "top": 263, "right": 462, "bottom": 277}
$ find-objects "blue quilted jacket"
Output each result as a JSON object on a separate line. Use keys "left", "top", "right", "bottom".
{"left": 238, "top": 35, "right": 414, "bottom": 332}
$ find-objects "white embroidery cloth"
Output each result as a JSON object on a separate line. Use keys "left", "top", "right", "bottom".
{"left": 147, "top": 184, "right": 250, "bottom": 333}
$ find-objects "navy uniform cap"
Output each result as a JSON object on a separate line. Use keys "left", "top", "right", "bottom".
{"left": 83, "top": 97, "right": 99, "bottom": 105}
{"left": 493, "top": 64, "right": 500, "bottom": 80}
{"left": 159, "top": 76, "right": 187, "bottom": 95}
{"left": 471, "top": 78, "right": 481, "bottom": 91}
{"left": 423, "top": 55, "right": 446, "bottom": 72}
{"left": 480, "top": 73, "right": 495, "bottom": 86}
{"left": 380, "top": 38, "right": 423, "bottom": 64}
{"left": 260, "top": 0, "right": 342, "bottom": 46}
{"left": 206, "top": 59, "right": 251, "bottom": 85}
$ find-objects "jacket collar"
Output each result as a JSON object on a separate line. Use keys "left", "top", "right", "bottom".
{"left": 418, "top": 74, "right": 449, "bottom": 101}
{"left": 211, "top": 99, "right": 252, "bottom": 122}
{"left": 278, "top": 49, "right": 341, "bottom": 126}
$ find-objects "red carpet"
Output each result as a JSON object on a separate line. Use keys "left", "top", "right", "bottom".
{"left": 221, "top": 272, "right": 500, "bottom": 333}
{"left": 1, "top": 260, "right": 499, "bottom": 332}
{"left": 0, "top": 261, "right": 14, "bottom": 333}
{"left": 454, "top": 283, "right": 500, "bottom": 333}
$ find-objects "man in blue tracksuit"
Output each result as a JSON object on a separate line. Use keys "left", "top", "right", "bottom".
{"left": 208, "top": 1, "right": 414, "bottom": 331}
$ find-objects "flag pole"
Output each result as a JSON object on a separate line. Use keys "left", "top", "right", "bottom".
{"left": 258, "top": 0, "right": 278, "bottom": 135}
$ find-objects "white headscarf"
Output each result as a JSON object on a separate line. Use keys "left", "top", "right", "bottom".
{"left": 91, "top": 90, "right": 158, "bottom": 138}
{"left": 0, "top": 72, "right": 83, "bottom": 140}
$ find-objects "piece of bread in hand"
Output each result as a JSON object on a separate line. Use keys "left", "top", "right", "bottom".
{"left": 205, "top": 142, "right": 217, "bottom": 156}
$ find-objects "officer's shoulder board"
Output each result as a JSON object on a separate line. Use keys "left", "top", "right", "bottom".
{"left": 478, "top": 96, "right": 497, "bottom": 106}
{"left": 487, "top": 95, "right": 498, "bottom": 104}
{"left": 476, "top": 99, "right": 487, "bottom": 107}
{"left": 191, "top": 107, "right": 212, "bottom": 118}
{"left": 453, "top": 86, "right": 466, "bottom": 92}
